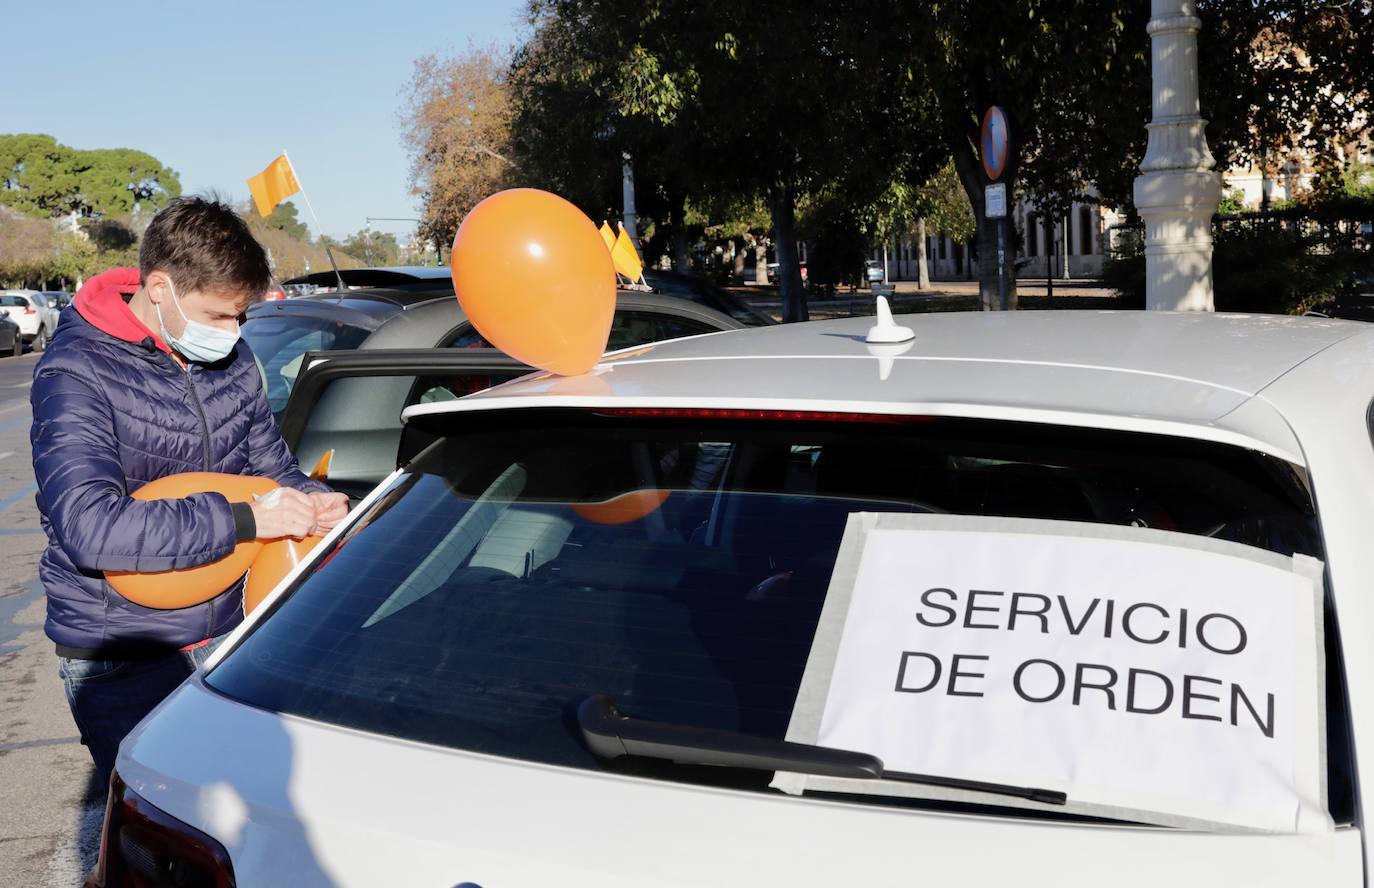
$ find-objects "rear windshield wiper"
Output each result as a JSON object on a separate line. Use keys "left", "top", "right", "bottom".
{"left": 578, "top": 694, "right": 1066, "bottom": 806}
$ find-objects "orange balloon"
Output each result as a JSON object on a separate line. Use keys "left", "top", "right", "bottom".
{"left": 571, "top": 489, "right": 672, "bottom": 525}
{"left": 244, "top": 535, "right": 323, "bottom": 615}
{"left": 106, "top": 473, "right": 278, "bottom": 610}
{"left": 451, "top": 189, "right": 616, "bottom": 376}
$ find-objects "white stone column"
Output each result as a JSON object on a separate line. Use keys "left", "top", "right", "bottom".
{"left": 1132, "top": 0, "right": 1221, "bottom": 311}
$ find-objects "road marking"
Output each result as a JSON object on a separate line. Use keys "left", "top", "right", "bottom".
{"left": 0, "top": 451, "right": 12, "bottom": 462}
{"left": 0, "top": 484, "right": 37, "bottom": 515}
{"left": 0, "top": 736, "right": 80, "bottom": 753}
{"left": 7, "top": 380, "right": 32, "bottom": 388}
{"left": 0, "top": 401, "right": 29, "bottom": 415}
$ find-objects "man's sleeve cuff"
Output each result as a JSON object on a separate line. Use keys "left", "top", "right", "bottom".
{"left": 230, "top": 502, "right": 256, "bottom": 542}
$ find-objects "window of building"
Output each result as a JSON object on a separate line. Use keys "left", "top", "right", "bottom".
{"left": 1080, "top": 207, "right": 1094, "bottom": 255}
{"left": 1026, "top": 213, "right": 1038, "bottom": 257}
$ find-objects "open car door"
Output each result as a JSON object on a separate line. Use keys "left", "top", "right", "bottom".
{"left": 278, "top": 349, "right": 530, "bottom": 499}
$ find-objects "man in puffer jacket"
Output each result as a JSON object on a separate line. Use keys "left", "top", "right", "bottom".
{"left": 30, "top": 196, "right": 350, "bottom": 787}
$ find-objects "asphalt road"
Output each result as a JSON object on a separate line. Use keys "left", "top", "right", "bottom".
{"left": 0, "top": 350, "right": 103, "bottom": 887}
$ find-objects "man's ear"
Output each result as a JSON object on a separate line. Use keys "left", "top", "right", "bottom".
{"left": 144, "top": 270, "right": 172, "bottom": 305}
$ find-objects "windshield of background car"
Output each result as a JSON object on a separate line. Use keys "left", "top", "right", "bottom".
{"left": 207, "top": 410, "right": 1351, "bottom": 823}
{"left": 241, "top": 315, "right": 373, "bottom": 420}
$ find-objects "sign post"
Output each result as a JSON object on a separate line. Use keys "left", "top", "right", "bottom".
{"left": 981, "top": 106, "right": 1011, "bottom": 311}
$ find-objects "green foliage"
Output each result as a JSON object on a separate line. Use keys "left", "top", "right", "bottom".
{"left": 0, "top": 133, "right": 180, "bottom": 219}
{"left": 262, "top": 201, "right": 310, "bottom": 241}
{"left": 1217, "top": 188, "right": 1249, "bottom": 216}
{"left": 331, "top": 229, "right": 402, "bottom": 266}
{"left": 1104, "top": 205, "right": 1374, "bottom": 314}
{"left": 0, "top": 208, "right": 108, "bottom": 288}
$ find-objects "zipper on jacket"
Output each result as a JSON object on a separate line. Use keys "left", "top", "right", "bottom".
{"left": 180, "top": 362, "right": 214, "bottom": 470}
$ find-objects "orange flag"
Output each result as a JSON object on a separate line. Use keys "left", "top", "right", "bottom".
{"left": 247, "top": 155, "right": 301, "bottom": 218}
{"left": 610, "top": 223, "right": 643, "bottom": 281}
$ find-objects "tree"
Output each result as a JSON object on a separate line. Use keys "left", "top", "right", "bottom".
{"left": 523, "top": 0, "right": 936, "bottom": 321}
{"left": 509, "top": 5, "right": 706, "bottom": 273}
{"left": 0, "top": 134, "right": 180, "bottom": 219}
{"left": 401, "top": 46, "right": 518, "bottom": 252}
{"left": 262, "top": 201, "right": 310, "bottom": 241}
{"left": 338, "top": 229, "right": 402, "bottom": 266}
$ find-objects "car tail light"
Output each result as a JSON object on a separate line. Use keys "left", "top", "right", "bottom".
{"left": 592, "top": 407, "right": 934, "bottom": 424}
{"left": 23, "top": 306, "right": 35, "bottom": 314}
{"left": 86, "top": 772, "right": 235, "bottom": 888}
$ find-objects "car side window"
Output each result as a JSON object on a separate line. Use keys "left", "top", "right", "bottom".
{"left": 607, "top": 311, "right": 716, "bottom": 349}
{"left": 445, "top": 312, "right": 717, "bottom": 353}
{"left": 446, "top": 327, "right": 493, "bottom": 349}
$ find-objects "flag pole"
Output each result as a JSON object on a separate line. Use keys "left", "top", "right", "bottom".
{"left": 283, "top": 150, "right": 347, "bottom": 294}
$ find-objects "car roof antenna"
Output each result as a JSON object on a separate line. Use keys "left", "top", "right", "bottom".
{"left": 866, "top": 295, "right": 915, "bottom": 344}
{"left": 323, "top": 245, "right": 348, "bottom": 302}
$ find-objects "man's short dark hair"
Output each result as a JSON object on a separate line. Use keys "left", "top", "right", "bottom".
{"left": 140, "top": 197, "right": 271, "bottom": 302}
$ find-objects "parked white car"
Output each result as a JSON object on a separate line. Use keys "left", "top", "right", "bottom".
{"left": 0, "top": 289, "right": 58, "bottom": 351}
{"left": 100, "top": 311, "right": 1374, "bottom": 886}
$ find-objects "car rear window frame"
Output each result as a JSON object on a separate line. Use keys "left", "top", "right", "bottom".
{"left": 207, "top": 409, "right": 1354, "bottom": 827}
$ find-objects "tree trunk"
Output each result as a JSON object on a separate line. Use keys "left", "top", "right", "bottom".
{"left": 882, "top": 241, "right": 890, "bottom": 285}
{"left": 732, "top": 238, "right": 746, "bottom": 279}
{"left": 1047, "top": 219, "right": 1054, "bottom": 299}
{"left": 769, "top": 183, "right": 808, "bottom": 323}
{"left": 916, "top": 218, "right": 930, "bottom": 290}
{"left": 753, "top": 240, "right": 769, "bottom": 285}
{"left": 672, "top": 228, "right": 691, "bottom": 274}
{"left": 670, "top": 193, "right": 692, "bottom": 274}
{"left": 951, "top": 144, "right": 1017, "bottom": 310}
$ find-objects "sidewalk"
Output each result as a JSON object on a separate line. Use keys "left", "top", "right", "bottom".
{"left": 731, "top": 278, "right": 1121, "bottom": 321}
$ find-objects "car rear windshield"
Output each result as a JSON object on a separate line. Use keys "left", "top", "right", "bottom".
{"left": 241, "top": 315, "right": 373, "bottom": 420}
{"left": 208, "top": 410, "right": 1349, "bottom": 822}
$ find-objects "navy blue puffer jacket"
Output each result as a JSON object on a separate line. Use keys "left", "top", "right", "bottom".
{"left": 31, "top": 269, "right": 328, "bottom": 655}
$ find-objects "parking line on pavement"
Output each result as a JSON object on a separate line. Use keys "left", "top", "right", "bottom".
{"left": 0, "top": 401, "right": 28, "bottom": 415}
{"left": 0, "top": 484, "right": 37, "bottom": 515}
{"left": 0, "top": 451, "right": 12, "bottom": 462}
{"left": 0, "top": 736, "right": 80, "bottom": 753}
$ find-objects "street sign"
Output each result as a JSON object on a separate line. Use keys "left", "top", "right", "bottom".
{"left": 985, "top": 183, "right": 1007, "bottom": 219}
{"left": 981, "top": 106, "right": 1010, "bottom": 181}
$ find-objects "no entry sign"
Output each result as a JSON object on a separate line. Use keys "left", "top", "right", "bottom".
{"left": 981, "top": 106, "right": 1010, "bottom": 181}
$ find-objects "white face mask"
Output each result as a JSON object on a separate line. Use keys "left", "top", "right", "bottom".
{"left": 155, "top": 279, "right": 241, "bottom": 364}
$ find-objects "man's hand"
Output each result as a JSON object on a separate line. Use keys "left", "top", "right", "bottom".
{"left": 250, "top": 488, "right": 319, "bottom": 540}
{"left": 308, "top": 491, "right": 350, "bottom": 536}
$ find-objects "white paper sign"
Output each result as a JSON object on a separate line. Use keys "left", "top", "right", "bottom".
{"left": 984, "top": 183, "right": 1007, "bottom": 218}
{"left": 776, "top": 514, "right": 1327, "bottom": 833}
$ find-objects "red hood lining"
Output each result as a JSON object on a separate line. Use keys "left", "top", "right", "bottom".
{"left": 74, "top": 267, "right": 172, "bottom": 354}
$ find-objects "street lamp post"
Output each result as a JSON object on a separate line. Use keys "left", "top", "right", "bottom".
{"left": 1133, "top": 0, "right": 1222, "bottom": 311}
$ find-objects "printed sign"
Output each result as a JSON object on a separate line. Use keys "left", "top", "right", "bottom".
{"left": 774, "top": 514, "right": 1328, "bottom": 833}
{"left": 984, "top": 183, "right": 1007, "bottom": 219}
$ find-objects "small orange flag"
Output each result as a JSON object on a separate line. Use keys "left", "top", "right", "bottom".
{"left": 610, "top": 223, "right": 643, "bottom": 281}
{"left": 247, "top": 155, "right": 301, "bottom": 218}
{"left": 599, "top": 221, "right": 616, "bottom": 252}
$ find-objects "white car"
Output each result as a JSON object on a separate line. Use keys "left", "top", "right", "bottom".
{"left": 0, "top": 289, "right": 58, "bottom": 351}
{"left": 99, "top": 311, "right": 1374, "bottom": 886}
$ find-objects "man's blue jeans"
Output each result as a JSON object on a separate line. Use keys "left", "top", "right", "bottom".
{"left": 59, "top": 639, "right": 223, "bottom": 790}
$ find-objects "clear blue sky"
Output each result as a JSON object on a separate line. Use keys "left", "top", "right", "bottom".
{"left": 3, "top": 0, "right": 529, "bottom": 242}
